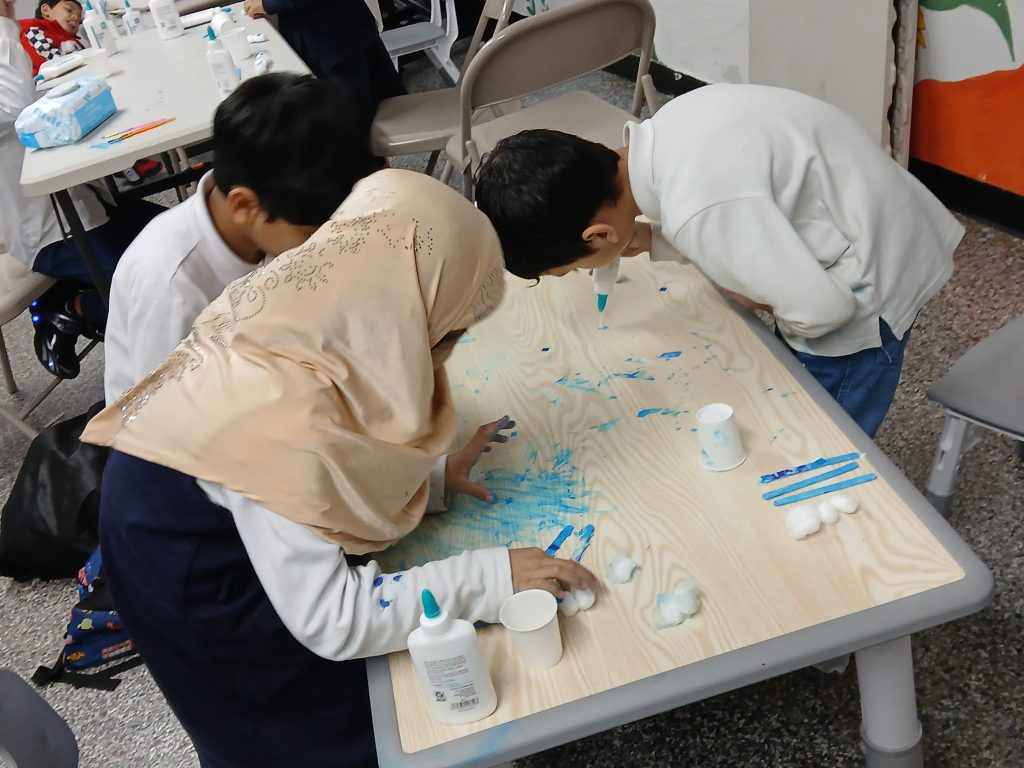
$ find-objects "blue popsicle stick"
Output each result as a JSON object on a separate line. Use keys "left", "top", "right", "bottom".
{"left": 762, "top": 462, "right": 859, "bottom": 500}
{"left": 544, "top": 524, "right": 574, "bottom": 556}
{"left": 772, "top": 474, "right": 878, "bottom": 506}
{"left": 759, "top": 452, "right": 861, "bottom": 484}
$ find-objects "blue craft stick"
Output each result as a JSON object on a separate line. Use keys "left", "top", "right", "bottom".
{"left": 762, "top": 462, "right": 859, "bottom": 500}
{"left": 759, "top": 452, "right": 860, "bottom": 484}
{"left": 544, "top": 524, "right": 574, "bottom": 557}
{"left": 571, "top": 524, "right": 595, "bottom": 562}
{"left": 772, "top": 474, "right": 878, "bottom": 506}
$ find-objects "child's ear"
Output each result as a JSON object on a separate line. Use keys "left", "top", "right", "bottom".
{"left": 582, "top": 222, "right": 620, "bottom": 246}
{"left": 225, "top": 187, "right": 263, "bottom": 225}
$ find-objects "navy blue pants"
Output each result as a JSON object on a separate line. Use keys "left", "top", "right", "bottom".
{"left": 99, "top": 451, "right": 377, "bottom": 768}
{"left": 781, "top": 319, "right": 911, "bottom": 439}
{"left": 33, "top": 198, "right": 163, "bottom": 327}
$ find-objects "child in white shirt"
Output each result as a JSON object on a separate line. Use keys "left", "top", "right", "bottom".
{"left": 475, "top": 84, "right": 964, "bottom": 437}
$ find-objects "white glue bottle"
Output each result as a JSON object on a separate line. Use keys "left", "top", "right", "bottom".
{"left": 593, "top": 256, "right": 620, "bottom": 316}
{"left": 149, "top": 0, "right": 185, "bottom": 40}
{"left": 122, "top": 0, "right": 143, "bottom": 36}
{"left": 81, "top": 1, "right": 113, "bottom": 50}
{"left": 407, "top": 589, "right": 497, "bottom": 725}
{"left": 205, "top": 27, "right": 239, "bottom": 98}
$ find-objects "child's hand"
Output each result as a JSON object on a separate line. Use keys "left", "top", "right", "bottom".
{"left": 622, "top": 221, "right": 653, "bottom": 258}
{"left": 243, "top": 0, "right": 266, "bottom": 18}
{"left": 445, "top": 416, "right": 515, "bottom": 502}
{"left": 509, "top": 548, "right": 599, "bottom": 597}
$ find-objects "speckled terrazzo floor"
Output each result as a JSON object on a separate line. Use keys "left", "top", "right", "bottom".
{"left": 2, "top": 52, "right": 1022, "bottom": 768}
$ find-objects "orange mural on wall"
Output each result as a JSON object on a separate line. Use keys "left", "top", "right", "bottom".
{"left": 911, "top": 0, "right": 1024, "bottom": 196}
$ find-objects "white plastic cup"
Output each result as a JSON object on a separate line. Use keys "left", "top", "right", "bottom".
{"left": 80, "top": 48, "right": 113, "bottom": 78}
{"left": 696, "top": 402, "right": 746, "bottom": 472}
{"left": 499, "top": 590, "right": 562, "bottom": 670}
{"left": 220, "top": 27, "right": 252, "bottom": 66}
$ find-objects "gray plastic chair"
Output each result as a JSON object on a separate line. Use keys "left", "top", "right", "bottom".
{"left": 924, "top": 315, "right": 1024, "bottom": 515}
{"left": 370, "top": 0, "right": 517, "bottom": 177}
{"left": 446, "top": 0, "right": 657, "bottom": 200}
{"left": 0, "top": 669, "right": 78, "bottom": 768}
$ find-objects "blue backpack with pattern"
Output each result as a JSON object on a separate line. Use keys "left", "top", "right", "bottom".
{"left": 33, "top": 547, "right": 142, "bottom": 690}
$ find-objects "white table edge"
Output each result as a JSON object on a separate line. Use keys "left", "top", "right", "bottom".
{"left": 367, "top": 301, "right": 995, "bottom": 768}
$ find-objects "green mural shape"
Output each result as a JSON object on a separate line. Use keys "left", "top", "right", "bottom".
{"left": 920, "top": 0, "right": 1015, "bottom": 58}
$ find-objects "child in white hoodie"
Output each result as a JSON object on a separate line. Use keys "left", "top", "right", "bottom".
{"left": 475, "top": 84, "right": 964, "bottom": 437}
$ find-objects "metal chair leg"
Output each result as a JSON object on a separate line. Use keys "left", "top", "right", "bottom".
{"left": 0, "top": 327, "right": 16, "bottom": 395}
{"left": 924, "top": 412, "right": 980, "bottom": 517}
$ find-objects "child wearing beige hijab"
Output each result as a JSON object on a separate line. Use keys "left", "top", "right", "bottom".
{"left": 84, "top": 169, "right": 597, "bottom": 767}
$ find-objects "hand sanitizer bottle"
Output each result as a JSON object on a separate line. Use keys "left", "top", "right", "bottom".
{"left": 205, "top": 26, "right": 239, "bottom": 98}
{"left": 407, "top": 589, "right": 498, "bottom": 725}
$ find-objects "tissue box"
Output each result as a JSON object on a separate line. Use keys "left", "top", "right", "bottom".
{"left": 16, "top": 75, "right": 116, "bottom": 149}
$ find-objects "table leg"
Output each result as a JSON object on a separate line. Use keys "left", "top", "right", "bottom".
{"left": 53, "top": 189, "right": 110, "bottom": 305}
{"left": 855, "top": 636, "right": 924, "bottom": 768}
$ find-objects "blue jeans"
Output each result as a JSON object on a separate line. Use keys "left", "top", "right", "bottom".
{"left": 783, "top": 320, "right": 911, "bottom": 439}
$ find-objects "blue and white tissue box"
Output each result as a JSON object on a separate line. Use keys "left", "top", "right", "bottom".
{"left": 15, "top": 75, "right": 116, "bottom": 149}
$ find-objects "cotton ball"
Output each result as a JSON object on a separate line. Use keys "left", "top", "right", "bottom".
{"left": 817, "top": 501, "right": 839, "bottom": 525}
{"left": 785, "top": 504, "right": 821, "bottom": 540}
{"left": 573, "top": 587, "right": 596, "bottom": 611}
{"left": 831, "top": 492, "right": 859, "bottom": 514}
{"left": 653, "top": 579, "right": 702, "bottom": 629}
{"left": 607, "top": 554, "right": 639, "bottom": 584}
{"left": 558, "top": 590, "right": 580, "bottom": 617}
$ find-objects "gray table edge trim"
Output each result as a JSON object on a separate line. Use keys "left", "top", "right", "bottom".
{"left": 368, "top": 301, "right": 995, "bottom": 768}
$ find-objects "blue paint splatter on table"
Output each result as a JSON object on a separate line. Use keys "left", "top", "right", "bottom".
{"left": 659, "top": 286, "right": 668, "bottom": 293}
{"left": 390, "top": 447, "right": 594, "bottom": 565}
{"left": 637, "top": 407, "right": 682, "bottom": 418}
{"left": 658, "top": 351, "right": 682, "bottom": 359}
{"left": 458, "top": 334, "right": 477, "bottom": 344}
{"left": 589, "top": 417, "right": 621, "bottom": 432}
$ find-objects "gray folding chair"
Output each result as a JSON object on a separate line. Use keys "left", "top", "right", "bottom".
{"left": 445, "top": 0, "right": 657, "bottom": 200}
{"left": 370, "top": 0, "right": 517, "bottom": 178}
{"left": 0, "top": 669, "right": 78, "bottom": 768}
{"left": 924, "top": 315, "right": 1024, "bottom": 515}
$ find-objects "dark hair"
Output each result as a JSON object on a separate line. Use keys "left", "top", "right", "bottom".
{"left": 212, "top": 73, "right": 374, "bottom": 226}
{"left": 474, "top": 129, "right": 621, "bottom": 280}
{"left": 35, "top": 0, "right": 81, "bottom": 18}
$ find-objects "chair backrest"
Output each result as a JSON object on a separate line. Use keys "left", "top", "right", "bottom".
{"left": 461, "top": 0, "right": 517, "bottom": 75}
{"left": 459, "top": 0, "right": 655, "bottom": 138}
{"left": 0, "top": 669, "right": 78, "bottom": 768}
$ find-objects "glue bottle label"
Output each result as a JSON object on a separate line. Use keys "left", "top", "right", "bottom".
{"left": 423, "top": 655, "right": 481, "bottom": 711}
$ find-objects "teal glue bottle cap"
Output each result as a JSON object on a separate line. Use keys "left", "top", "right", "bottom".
{"left": 421, "top": 589, "right": 441, "bottom": 619}
{"left": 206, "top": 25, "right": 216, "bottom": 40}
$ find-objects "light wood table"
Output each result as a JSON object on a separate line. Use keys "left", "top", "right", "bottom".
{"left": 19, "top": 6, "right": 308, "bottom": 301}
{"left": 368, "top": 258, "right": 992, "bottom": 768}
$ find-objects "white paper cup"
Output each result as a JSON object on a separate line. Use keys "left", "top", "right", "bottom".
{"left": 696, "top": 402, "right": 746, "bottom": 471}
{"left": 220, "top": 28, "right": 253, "bottom": 66}
{"left": 80, "top": 48, "right": 112, "bottom": 78}
{"left": 499, "top": 590, "right": 562, "bottom": 670}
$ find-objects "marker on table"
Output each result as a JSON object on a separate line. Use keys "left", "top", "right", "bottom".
{"left": 759, "top": 452, "right": 861, "bottom": 485}
{"left": 772, "top": 474, "right": 878, "bottom": 506}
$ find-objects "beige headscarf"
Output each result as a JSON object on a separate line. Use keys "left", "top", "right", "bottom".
{"left": 82, "top": 169, "right": 506, "bottom": 554}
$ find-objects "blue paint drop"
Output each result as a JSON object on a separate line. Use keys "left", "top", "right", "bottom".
{"left": 511, "top": 431, "right": 518, "bottom": 437}
{"left": 690, "top": 427, "right": 698, "bottom": 433}
{"left": 659, "top": 286, "right": 668, "bottom": 293}
{"left": 379, "top": 598, "right": 392, "bottom": 609}
{"left": 637, "top": 407, "right": 682, "bottom": 418}
{"left": 542, "top": 347, "right": 550, "bottom": 352}
{"left": 393, "top": 574, "right": 403, "bottom": 582}
{"left": 589, "top": 418, "right": 621, "bottom": 432}
{"left": 658, "top": 351, "right": 682, "bottom": 359}
{"left": 372, "top": 576, "right": 384, "bottom": 588}
{"left": 766, "top": 387, "right": 775, "bottom": 392}
{"left": 457, "top": 334, "right": 477, "bottom": 344}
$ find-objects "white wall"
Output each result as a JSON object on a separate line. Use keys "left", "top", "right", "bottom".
{"left": 15, "top": 0, "right": 38, "bottom": 18}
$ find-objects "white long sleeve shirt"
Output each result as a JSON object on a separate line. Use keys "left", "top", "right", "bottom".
{"left": 0, "top": 17, "right": 107, "bottom": 268}
{"left": 199, "top": 479, "right": 513, "bottom": 660}
{"left": 628, "top": 84, "right": 964, "bottom": 356}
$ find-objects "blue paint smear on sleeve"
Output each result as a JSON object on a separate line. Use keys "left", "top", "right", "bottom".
{"left": 379, "top": 599, "right": 392, "bottom": 609}
{"left": 372, "top": 576, "right": 384, "bottom": 588}
{"left": 392, "top": 574, "right": 403, "bottom": 582}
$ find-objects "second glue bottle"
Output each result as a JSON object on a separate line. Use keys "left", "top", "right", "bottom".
{"left": 205, "top": 27, "right": 239, "bottom": 99}
{"left": 407, "top": 589, "right": 497, "bottom": 725}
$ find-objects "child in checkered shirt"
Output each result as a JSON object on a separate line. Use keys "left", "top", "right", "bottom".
{"left": 19, "top": 0, "right": 84, "bottom": 76}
